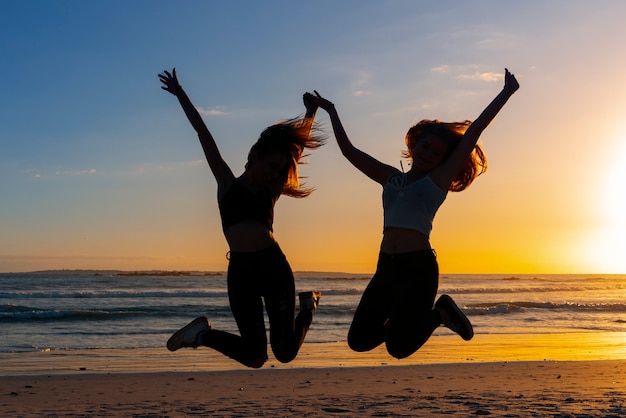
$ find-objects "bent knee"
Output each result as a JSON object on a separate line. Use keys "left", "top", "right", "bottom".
{"left": 348, "top": 338, "right": 372, "bottom": 353}
{"left": 245, "top": 353, "right": 268, "bottom": 369}
{"left": 385, "top": 339, "right": 423, "bottom": 359}
{"left": 273, "top": 345, "right": 298, "bottom": 363}
{"left": 387, "top": 347, "right": 411, "bottom": 360}
{"left": 274, "top": 353, "right": 296, "bottom": 364}
{"left": 348, "top": 329, "right": 381, "bottom": 353}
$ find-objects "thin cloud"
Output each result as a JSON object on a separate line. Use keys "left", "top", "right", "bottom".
{"left": 457, "top": 72, "right": 502, "bottom": 82}
{"left": 55, "top": 169, "right": 97, "bottom": 176}
{"left": 432, "top": 65, "right": 502, "bottom": 82}
{"left": 20, "top": 168, "right": 42, "bottom": 179}
{"left": 131, "top": 159, "right": 204, "bottom": 175}
{"left": 197, "top": 106, "right": 227, "bottom": 116}
{"left": 431, "top": 65, "right": 450, "bottom": 74}
{"left": 351, "top": 70, "right": 373, "bottom": 97}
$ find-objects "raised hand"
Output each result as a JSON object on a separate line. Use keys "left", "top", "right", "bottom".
{"left": 303, "top": 92, "right": 319, "bottom": 115}
{"left": 309, "top": 90, "right": 335, "bottom": 111}
{"left": 159, "top": 68, "right": 182, "bottom": 95}
{"left": 504, "top": 68, "right": 519, "bottom": 95}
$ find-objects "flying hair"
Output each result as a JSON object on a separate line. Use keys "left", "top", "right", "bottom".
{"left": 403, "top": 119, "right": 487, "bottom": 192}
{"left": 247, "top": 117, "right": 326, "bottom": 197}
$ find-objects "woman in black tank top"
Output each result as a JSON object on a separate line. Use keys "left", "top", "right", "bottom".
{"left": 159, "top": 68, "right": 325, "bottom": 368}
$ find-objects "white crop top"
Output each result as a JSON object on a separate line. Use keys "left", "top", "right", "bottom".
{"left": 382, "top": 172, "right": 447, "bottom": 238}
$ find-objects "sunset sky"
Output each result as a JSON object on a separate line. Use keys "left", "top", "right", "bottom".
{"left": 2, "top": 1, "right": 626, "bottom": 274}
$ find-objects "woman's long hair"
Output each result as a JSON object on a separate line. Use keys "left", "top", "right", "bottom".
{"left": 403, "top": 119, "right": 487, "bottom": 192}
{"left": 247, "top": 117, "right": 325, "bottom": 197}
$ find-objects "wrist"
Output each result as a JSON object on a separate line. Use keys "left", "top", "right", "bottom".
{"left": 503, "top": 85, "right": 518, "bottom": 95}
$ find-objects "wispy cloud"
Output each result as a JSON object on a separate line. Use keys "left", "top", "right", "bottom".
{"left": 351, "top": 70, "right": 373, "bottom": 97}
{"left": 55, "top": 169, "right": 97, "bottom": 176}
{"left": 197, "top": 106, "right": 226, "bottom": 116}
{"left": 431, "top": 65, "right": 501, "bottom": 82}
{"left": 131, "top": 159, "right": 204, "bottom": 175}
{"left": 457, "top": 72, "right": 502, "bottom": 82}
{"left": 20, "top": 168, "right": 42, "bottom": 179}
{"left": 431, "top": 65, "right": 450, "bottom": 74}
{"left": 22, "top": 167, "right": 96, "bottom": 180}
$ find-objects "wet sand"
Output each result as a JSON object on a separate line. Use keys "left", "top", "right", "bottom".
{"left": 2, "top": 333, "right": 626, "bottom": 416}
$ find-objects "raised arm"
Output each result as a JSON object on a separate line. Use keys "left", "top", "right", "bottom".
{"left": 159, "top": 68, "right": 234, "bottom": 187}
{"left": 309, "top": 91, "right": 396, "bottom": 185}
{"left": 434, "top": 68, "right": 519, "bottom": 187}
{"left": 301, "top": 92, "right": 319, "bottom": 138}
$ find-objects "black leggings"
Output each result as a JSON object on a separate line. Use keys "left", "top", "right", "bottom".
{"left": 200, "top": 243, "right": 313, "bottom": 368}
{"left": 347, "top": 249, "right": 441, "bottom": 359}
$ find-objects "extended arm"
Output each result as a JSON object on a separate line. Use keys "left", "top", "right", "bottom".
{"left": 310, "top": 91, "right": 396, "bottom": 185}
{"left": 435, "top": 68, "right": 519, "bottom": 186}
{"left": 301, "top": 92, "right": 319, "bottom": 138}
{"left": 159, "top": 69, "right": 234, "bottom": 186}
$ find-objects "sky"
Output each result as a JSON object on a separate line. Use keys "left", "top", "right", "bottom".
{"left": 2, "top": 0, "right": 626, "bottom": 274}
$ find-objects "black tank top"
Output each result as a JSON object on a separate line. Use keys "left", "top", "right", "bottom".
{"left": 218, "top": 179, "right": 277, "bottom": 232}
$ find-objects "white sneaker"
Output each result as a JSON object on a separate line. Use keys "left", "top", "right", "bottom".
{"left": 435, "top": 295, "right": 473, "bottom": 341}
{"left": 166, "top": 317, "right": 211, "bottom": 351}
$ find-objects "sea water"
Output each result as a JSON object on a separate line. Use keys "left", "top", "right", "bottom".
{"left": 2, "top": 271, "right": 626, "bottom": 353}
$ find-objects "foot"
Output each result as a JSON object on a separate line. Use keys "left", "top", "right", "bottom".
{"left": 166, "top": 317, "right": 211, "bottom": 351}
{"left": 299, "top": 291, "right": 321, "bottom": 311}
{"left": 435, "top": 295, "right": 473, "bottom": 341}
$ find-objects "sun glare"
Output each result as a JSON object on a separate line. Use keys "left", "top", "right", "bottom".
{"left": 589, "top": 140, "right": 626, "bottom": 273}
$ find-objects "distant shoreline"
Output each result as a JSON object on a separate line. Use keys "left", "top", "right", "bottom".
{"left": 2, "top": 269, "right": 622, "bottom": 276}
{"left": 0, "top": 269, "right": 370, "bottom": 276}
{"left": 0, "top": 269, "right": 226, "bottom": 276}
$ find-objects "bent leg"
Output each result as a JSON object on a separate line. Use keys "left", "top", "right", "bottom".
{"left": 199, "top": 254, "right": 268, "bottom": 368}
{"left": 384, "top": 250, "right": 440, "bottom": 359}
{"left": 347, "top": 256, "right": 394, "bottom": 352}
{"left": 263, "top": 245, "right": 314, "bottom": 363}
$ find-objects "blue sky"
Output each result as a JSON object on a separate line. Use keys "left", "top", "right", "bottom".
{"left": 2, "top": 1, "right": 626, "bottom": 273}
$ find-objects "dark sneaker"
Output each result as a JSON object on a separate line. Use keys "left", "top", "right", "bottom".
{"left": 166, "top": 316, "right": 211, "bottom": 351}
{"left": 435, "top": 294, "right": 473, "bottom": 341}
{"left": 299, "top": 291, "right": 321, "bottom": 311}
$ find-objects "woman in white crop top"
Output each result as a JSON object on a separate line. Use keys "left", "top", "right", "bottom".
{"left": 310, "top": 69, "right": 519, "bottom": 359}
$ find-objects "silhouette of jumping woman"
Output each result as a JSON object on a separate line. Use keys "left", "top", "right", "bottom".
{"left": 160, "top": 68, "right": 324, "bottom": 368}
{"left": 309, "top": 68, "right": 519, "bottom": 359}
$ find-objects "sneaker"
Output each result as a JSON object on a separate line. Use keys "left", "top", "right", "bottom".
{"left": 435, "top": 294, "right": 473, "bottom": 341}
{"left": 299, "top": 291, "right": 321, "bottom": 311}
{"left": 166, "top": 316, "right": 211, "bottom": 351}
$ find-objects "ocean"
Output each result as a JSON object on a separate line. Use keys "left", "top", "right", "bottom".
{"left": 3, "top": 271, "right": 626, "bottom": 355}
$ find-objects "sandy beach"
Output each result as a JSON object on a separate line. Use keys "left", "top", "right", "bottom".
{"left": 3, "top": 333, "right": 626, "bottom": 416}
{"left": 2, "top": 360, "right": 626, "bottom": 417}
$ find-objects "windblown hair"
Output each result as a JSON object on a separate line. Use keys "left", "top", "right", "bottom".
{"left": 402, "top": 119, "right": 487, "bottom": 192}
{"left": 247, "top": 117, "right": 325, "bottom": 198}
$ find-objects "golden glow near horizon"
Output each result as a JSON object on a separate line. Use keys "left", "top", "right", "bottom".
{"left": 586, "top": 139, "right": 626, "bottom": 274}
{"left": 4, "top": 3, "right": 626, "bottom": 275}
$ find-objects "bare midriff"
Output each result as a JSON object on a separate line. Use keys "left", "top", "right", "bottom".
{"left": 380, "top": 227, "right": 431, "bottom": 254}
{"left": 224, "top": 221, "right": 276, "bottom": 252}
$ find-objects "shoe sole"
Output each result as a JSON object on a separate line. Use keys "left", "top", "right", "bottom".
{"left": 438, "top": 295, "right": 473, "bottom": 341}
{"left": 166, "top": 317, "right": 209, "bottom": 351}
